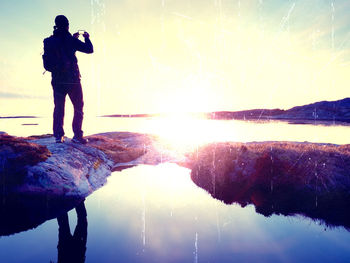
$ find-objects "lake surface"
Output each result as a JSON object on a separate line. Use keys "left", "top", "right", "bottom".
{"left": 1, "top": 117, "right": 350, "bottom": 262}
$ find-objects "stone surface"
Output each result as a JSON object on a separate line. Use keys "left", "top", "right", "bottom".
{"left": 0, "top": 133, "right": 151, "bottom": 198}
{"left": 187, "top": 141, "right": 350, "bottom": 193}
{"left": 187, "top": 141, "right": 350, "bottom": 228}
{"left": 0, "top": 131, "right": 188, "bottom": 198}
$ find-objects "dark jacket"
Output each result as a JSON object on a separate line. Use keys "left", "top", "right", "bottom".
{"left": 45, "top": 28, "right": 93, "bottom": 84}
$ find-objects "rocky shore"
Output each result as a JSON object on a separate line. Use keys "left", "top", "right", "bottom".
{"left": 2, "top": 132, "right": 350, "bottom": 233}
{"left": 0, "top": 132, "right": 153, "bottom": 235}
{"left": 2, "top": 132, "right": 350, "bottom": 200}
{"left": 0, "top": 132, "right": 150, "bottom": 197}
{"left": 0, "top": 131, "right": 190, "bottom": 197}
{"left": 186, "top": 141, "right": 350, "bottom": 229}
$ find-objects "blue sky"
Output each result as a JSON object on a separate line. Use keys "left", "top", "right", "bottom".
{"left": 1, "top": 0, "right": 350, "bottom": 116}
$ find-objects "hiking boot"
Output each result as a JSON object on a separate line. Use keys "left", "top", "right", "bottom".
{"left": 72, "top": 136, "right": 88, "bottom": 144}
{"left": 55, "top": 136, "right": 65, "bottom": 143}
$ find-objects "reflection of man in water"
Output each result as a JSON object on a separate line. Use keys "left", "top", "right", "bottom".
{"left": 57, "top": 201, "right": 87, "bottom": 263}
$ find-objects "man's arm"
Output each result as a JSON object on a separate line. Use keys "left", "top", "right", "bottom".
{"left": 73, "top": 32, "right": 93, "bottom": 54}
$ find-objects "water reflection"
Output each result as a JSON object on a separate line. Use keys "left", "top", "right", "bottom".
{"left": 1, "top": 164, "right": 349, "bottom": 262}
{"left": 0, "top": 192, "right": 87, "bottom": 262}
{"left": 87, "top": 164, "right": 350, "bottom": 263}
{"left": 57, "top": 201, "right": 87, "bottom": 263}
{"left": 0, "top": 194, "right": 83, "bottom": 236}
{"left": 191, "top": 168, "right": 350, "bottom": 231}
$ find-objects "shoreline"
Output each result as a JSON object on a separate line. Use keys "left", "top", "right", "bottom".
{"left": 2, "top": 132, "right": 350, "bottom": 197}
{"left": 1, "top": 132, "right": 350, "bottom": 233}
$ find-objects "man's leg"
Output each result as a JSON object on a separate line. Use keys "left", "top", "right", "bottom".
{"left": 57, "top": 213, "right": 72, "bottom": 263}
{"left": 73, "top": 201, "right": 88, "bottom": 253}
{"left": 68, "top": 83, "right": 84, "bottom": 139}
{"left": 53, "top": 87, "right": 67, "bottom": 139}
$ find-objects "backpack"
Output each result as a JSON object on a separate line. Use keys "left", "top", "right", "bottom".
{"left": 42, "top": 36, "right": 72, "bottom": 73}
{"left": 42, "top": 37, "right": 58, "bottom": 72}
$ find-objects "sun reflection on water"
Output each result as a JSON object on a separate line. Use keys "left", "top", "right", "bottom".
{"left": 142, "top": 115, "right": 241, "bottom": 153}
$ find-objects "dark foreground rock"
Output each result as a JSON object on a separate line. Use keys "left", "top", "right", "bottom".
{"left": 0, "top": 133, "right": 151, "bottom": 198}
{"left": 186, "top": 142, "right": 350, "bottom": 229}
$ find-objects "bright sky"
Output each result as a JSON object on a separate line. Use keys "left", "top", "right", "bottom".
{"left": 1, "top": 0, "right": 350, "bottom": 116}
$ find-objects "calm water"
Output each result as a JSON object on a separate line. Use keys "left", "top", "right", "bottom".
{"left": 1, "top": 117, "right": 350, "bottom": 262}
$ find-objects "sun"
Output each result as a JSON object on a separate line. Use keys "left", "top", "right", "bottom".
{"left": 142, "top": 114, "right": 215, "bottom": 153}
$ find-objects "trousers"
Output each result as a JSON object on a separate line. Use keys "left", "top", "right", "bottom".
{"left": 52, "top": 81, "right": 84, "bottom": 139}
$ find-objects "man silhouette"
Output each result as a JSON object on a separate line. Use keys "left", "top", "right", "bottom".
{"left": 44, "top": 15, "right": 93, "bottom": 144}
{"left": 57, "top": 201, "right": 88, "bottom": 263}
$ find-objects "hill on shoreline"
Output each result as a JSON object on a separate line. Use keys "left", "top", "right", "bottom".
{"left": 209, "top": 98, "right": 350, "bottom": 122}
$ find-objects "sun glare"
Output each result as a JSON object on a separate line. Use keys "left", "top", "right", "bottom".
{"left": 145, "top": 114, "right": 221, "bottom": 152}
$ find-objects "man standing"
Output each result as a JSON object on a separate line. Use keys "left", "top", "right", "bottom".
{"left": 43, "top": 15, "right": 93, "bottom": 144}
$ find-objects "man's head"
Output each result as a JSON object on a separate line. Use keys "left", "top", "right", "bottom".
{"left": 54, "top": 15, "right": 69, "bottom": 30}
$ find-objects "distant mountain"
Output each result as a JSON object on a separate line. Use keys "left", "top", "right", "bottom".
{"left": 209, "top": 98, "right": 350, "bottom": 122}
{"left": 275, "top": 98, "right": 350, "bottom": 121}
